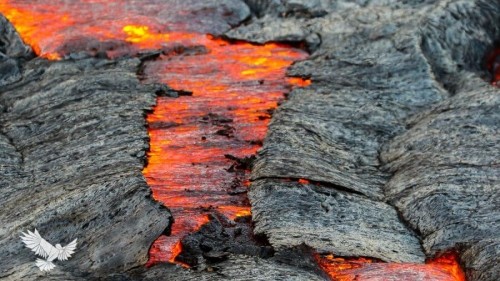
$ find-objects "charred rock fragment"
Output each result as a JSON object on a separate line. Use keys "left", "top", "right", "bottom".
{"left": 176, "top": 212, "right": 274, "bottom": 267}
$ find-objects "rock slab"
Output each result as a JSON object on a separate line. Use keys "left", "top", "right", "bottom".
{"left": 228, "top": 1, "right": 500, "bottom": 280}
{"left": 0, "top": 16, "right": 172, "bottom": 279}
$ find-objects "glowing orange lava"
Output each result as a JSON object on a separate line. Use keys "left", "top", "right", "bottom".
{"left": 298, "top": 178, "right": 311, "bottom": 184}
{"left": 487, "top": 47, "right": 500, "bottom": 86}
{"left": 315, "top": 252, "right": 466, "bottom": 281}
{"left": 0, "top": 0, "right": 229, "bottom": 58}
{"left": 143, "top": 37, "right": 309, "bottom": 264}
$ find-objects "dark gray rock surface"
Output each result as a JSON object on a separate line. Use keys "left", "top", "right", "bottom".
{"left": 0, "top": 17, "right": 172, "bottom": 279}
{"left": 229, "top": 0, "right": 500, "bottom": 280}
{"left": 10, "top": 254, "right": 324, "bottom": 281}
{"left": 382, "top": 87, "right": 499, "bottom": 252}
{"left": 382, "top": 77, "right": 500, "bottom": 280}
{"left": 0, "top": 57, "right": 174, "bottom": 279}
{"left": 250, "top": 179, "right": 424, "bottom": 262}
{"left": 0, "top": 15, "right": 33, "bottom": 87}
{"left": 118, "top": 254, "right": 325, "bottom": 281}
{"left": 460, "top": 241, "right": 500, "bottom": 281}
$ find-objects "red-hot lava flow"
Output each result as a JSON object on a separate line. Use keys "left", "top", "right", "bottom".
{"left": 0, "top": 1, "right": 469, "bottom": 280}
{"left": 143, "top": 38, "right": 309, "bottom": 264}
{"left": 487, "top": 47, "right": 500, "bottom": 86}
{"left": 315, "top": 252, "right": 466, "bottom": 281}
{"left": 0, "top": 0, "right": 234, "bottom": 59}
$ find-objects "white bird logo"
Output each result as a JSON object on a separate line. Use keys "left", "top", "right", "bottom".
{"left": 20, "top": 229, "right": 77, "bottom": 272}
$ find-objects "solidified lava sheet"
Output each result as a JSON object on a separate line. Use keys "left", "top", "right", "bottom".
{"left": 234, "top": 1, "right": 499, "bottom": 281}
{"left": 0, "top": 0, "right": 499, "bottom": 281}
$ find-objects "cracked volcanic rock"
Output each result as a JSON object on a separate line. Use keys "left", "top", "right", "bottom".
{"left": 1, "top": 0, "right": 499, "bottom": 280}
{"left": 0, "top": 2, "right": 326, "bottom": 279}
{"left": 114, "top": 254, "right": 325, "bottom": 281}
{"left": 230, "top": 1, "right": 500, "bottom": 280}
{"left": 250, "top": 179, "right": 424, "bottom": 262}
{"left": 0, "top": 17, "right": 172, "bottom": 279}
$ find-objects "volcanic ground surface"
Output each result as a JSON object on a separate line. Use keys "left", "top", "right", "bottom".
{"left": 0, "top": 0, "right": 498, "bottom": 281}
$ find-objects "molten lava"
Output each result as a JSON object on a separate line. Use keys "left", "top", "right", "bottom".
{"left": 487, "top": 47, "right": 500, "bottom": 86}
{"left": 143, "top": 37, "right": 309, "bottom": 264}
{"left": 0, "top": 0, "right": 236, "bottom": 58}
{"left": 315, "top": 252, "right": 466, "bottom": 281}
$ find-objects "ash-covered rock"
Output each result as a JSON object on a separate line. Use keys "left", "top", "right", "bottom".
{"left": 115, "top": 254, "right": 325, "bottom": 281}
{"left": 248, "top": 6, "right": 446, "bottom": 201}
{"left": 0, "top": 15, "right": 33, "bottom": 87}
{"left": 460, "top": 241, "right": 500, "bottom": 281}
{"left": 0, "top": 56, "right": 173, "bottom": 279}
{"left": 0, "top": 15, "right": 32, "bottom": 59}
{"left": 381, "top": 76, "right": 500, "bottom": 281}
{"left": 382, "top": 86, "right": 500, "bottom": 252}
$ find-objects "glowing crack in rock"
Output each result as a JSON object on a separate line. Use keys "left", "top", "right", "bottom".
{"left": 315, "top": 252, "right": 466, "bottom": 281}
{"left": 142, "top": 37, "right": 309, "bottom": 264}
{"left": 487, "top": 47, "right": 500, "bottom": 86}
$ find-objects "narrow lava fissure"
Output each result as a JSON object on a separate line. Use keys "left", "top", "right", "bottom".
{"left": 315, "top": 251, "right": 467, "bottom": 281}
{"left": 486, "top": 45, "right": 500, "bottom": 86}
{"left": 140, "top": 35, "right": 310, "bottom": 266}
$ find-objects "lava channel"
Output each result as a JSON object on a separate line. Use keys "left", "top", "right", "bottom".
{"left": 0, "top": 0, "right": 309, "bottom": 264}
{"left": 142, "top": 36, "right": 309, "bottom": 264}
{"left": 315, "top": 251, "right": 466, "bottom": 281}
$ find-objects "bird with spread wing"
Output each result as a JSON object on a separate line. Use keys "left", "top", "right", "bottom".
{"left": 20, "top": 229, "right": 77, "bottom": 271}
